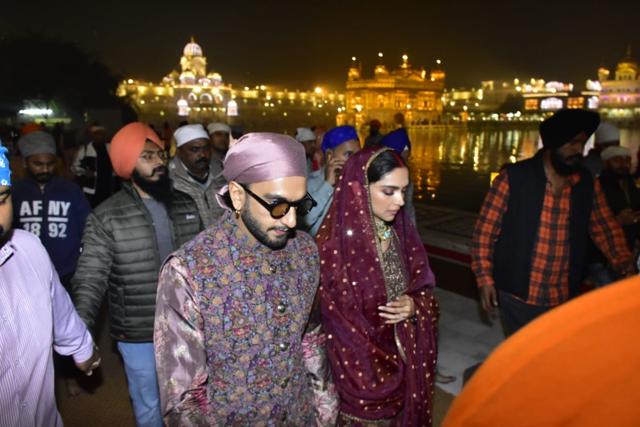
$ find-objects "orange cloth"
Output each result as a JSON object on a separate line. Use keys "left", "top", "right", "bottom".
{"left": 443, "top": 276, "right": 640, "bottom": 427}
{"left": 20, "top": 122, "right": 42, "bottom": 136}
{"left": 109, "top": 122, "right": 162, "bottom": 179}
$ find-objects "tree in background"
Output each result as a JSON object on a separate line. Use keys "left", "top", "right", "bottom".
{"left": 0, "top": 34, "right": 135, "bottom": 123}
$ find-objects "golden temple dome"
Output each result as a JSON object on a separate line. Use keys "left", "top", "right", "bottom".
{"left": 615, "top": 46, "right": 638, "bottom": 80}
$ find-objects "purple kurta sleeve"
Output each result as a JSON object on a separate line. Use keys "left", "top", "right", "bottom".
{"left": 50, "top": 260, "right": 94, "bottom": 364}
{"left": 154, "top": 256, "right": 209, "bottom": 426}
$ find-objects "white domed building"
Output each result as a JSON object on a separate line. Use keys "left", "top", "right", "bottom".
{"left": 182, "top": 39, "right": 203, "bottom": 57}
{"left": 117, "top": 37, "right": 346, "bottom": 129}
{"left": 180, "top": 38, "right": 207, "bottom": 81}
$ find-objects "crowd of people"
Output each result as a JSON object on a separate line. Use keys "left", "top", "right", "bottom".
{"left": 0, "top": 108, "right": 639, "bottom": 427}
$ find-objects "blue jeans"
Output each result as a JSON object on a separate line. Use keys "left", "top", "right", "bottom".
{"left": 117, "top": 342, "right": 163, "bottom": 427}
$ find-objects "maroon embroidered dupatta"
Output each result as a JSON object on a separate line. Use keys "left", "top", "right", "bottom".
{"left": 317, "top": 147, "right": 439, "bottom": 426}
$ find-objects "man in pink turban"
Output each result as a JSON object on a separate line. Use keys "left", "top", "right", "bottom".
{"left": 72, "top": 122, "right": 202, "bottom": 427}
{"left": 154, "top": 133, "right": 330, "bottom": 425}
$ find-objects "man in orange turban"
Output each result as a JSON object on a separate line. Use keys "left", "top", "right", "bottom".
{"left": 71, "top": 122, "right": 202, "bottom": 427}
{"left": 20, "top": 122, "right": 42, "bottom": 136}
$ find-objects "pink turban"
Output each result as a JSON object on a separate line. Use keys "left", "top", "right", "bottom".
{"left": 110, "top": 122, "right": 163, "bottom": 179}
{"left": 217, "top": 132, "right": 307, "bottom": 209}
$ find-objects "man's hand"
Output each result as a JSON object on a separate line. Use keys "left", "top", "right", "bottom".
{"left": 479, "top": 285, "right": 498, "bottom": 313}
{"left": 75, "top": 348, "right": 101, "bottom": 376}
{"left": 325, "top": 158, "right": 346, "bottom": 186}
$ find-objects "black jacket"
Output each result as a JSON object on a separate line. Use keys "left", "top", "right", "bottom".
{"left": 493, "top": 153, "right": 594, "bottom": 301}
{"left": 72, "top": 182, "right": 202, "bottom": 342}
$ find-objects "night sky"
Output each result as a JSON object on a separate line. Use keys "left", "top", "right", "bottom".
{"left": 4, "top": 0, "right": 640, "bottom": 90}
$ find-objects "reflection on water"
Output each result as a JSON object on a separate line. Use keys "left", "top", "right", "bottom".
{"left": 407, "top": 126, "right": 640, "bottom": 212}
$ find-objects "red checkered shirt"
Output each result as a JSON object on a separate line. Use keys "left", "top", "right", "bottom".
{"left": 471, "top": 170, "right": 632, "bottom": 306}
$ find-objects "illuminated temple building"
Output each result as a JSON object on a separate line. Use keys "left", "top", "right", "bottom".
{"left": 598, "top": 47, "right": 640, "bottom": 121}
{"left": 520, "top": 78, "right": 600, "bottom": 113}
{"left": 442, "top": 77, "right": 600, "bottom": 121}
{"left": 339, "top": 53, "right": 446, "bottom": 129}
{"left": 117, "top": 38, "right": 345, "bottom": 130}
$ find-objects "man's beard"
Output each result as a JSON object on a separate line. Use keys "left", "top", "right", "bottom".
{"left": 212, "top": 139, "right": 229, "bottom": 158}
{"left": 195, "top": 157, "right": 210, "bottom": 169}
{"left": 0, "top": 226, "right": 13, "bottom": 248}
{"left": 241, "top": 207, "right": 293, "bottom": 250}
{"left": 132, "top": 166, "right": 172, "bottom": 203}
{"left": 28, "top": 170, "right": 53, "bottom": 184}
{"left": 551, "top": 148, "right": 583, "bottom": 176}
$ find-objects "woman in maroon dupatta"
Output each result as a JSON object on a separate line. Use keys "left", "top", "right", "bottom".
{"left": 317, "top": 147, "right": 439, "bottom": 426}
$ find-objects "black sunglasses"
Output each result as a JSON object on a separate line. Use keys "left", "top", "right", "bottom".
{"left": 242, "top": 185, "right": 317, "bottom": 219}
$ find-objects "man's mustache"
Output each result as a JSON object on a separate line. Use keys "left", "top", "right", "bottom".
{"left": 564, "top": 155, "right": 582, "bottom": 163}
{"left": 268, "top": 226, "right": 292, "bottom": 233}
{"left": 150, "top": 166, "right": 167, "bottom": 176}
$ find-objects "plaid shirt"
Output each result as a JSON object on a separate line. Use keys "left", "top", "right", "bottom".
{"left": 471, "top": 169, "right": 632, "bottom": 306}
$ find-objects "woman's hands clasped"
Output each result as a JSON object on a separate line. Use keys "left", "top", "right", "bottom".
{"left": 378, "top": 295, "right": 416, "bottom": 324}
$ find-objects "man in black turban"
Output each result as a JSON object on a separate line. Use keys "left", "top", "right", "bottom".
{"left": 471, "top": 108, "right": 634, "bottom": 338}
{"left": 539, "top": 108, "right": 600, "bottom": 176}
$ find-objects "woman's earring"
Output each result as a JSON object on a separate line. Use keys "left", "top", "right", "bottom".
{"left": 235, "top": 209, "right": 241, "bottom": 219}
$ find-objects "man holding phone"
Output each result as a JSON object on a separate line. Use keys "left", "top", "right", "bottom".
{"left": 300, "top": 125, "right": 360, "bottom": 236}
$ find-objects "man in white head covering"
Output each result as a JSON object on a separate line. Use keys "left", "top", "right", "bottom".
{"left": 588, "top": 145, "right": 640, "bottom": 286}
{"left": 583, "top": 121, "right": 621, "bottom": 176}
{"left": 169, "top": 124, "right": 226, "bottom": 227}
{"left": 206, "top": 122, "right": 231, "bottom": 161}
{"left": 295, "top": 127, "right": 317, "bottom": 173}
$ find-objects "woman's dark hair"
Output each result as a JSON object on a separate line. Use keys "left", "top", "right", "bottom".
{"left": 367, "top": 149, "right": 407, "bottom": 183}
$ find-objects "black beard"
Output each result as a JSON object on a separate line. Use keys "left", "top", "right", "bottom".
{"left": 551, "top": 149, "right": 582, "bottom": 176}
{"left": 0, "top": 226, "right": 13, "bottom": 249}
{"left": 195, "top": 158, "right": 209, "bottom": 168}
{"left": 28, "top": 171, "right": 53, "bottom": 184}
{"left": 132, "top": 167, "right": 172, "bottom": 203}
{"left": 241, "top": 207, "right": 293, "bottom": 250}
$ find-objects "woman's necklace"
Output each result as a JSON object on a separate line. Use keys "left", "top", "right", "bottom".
{"left": 374, "top": 217, "right": 392, "bottom": 242}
